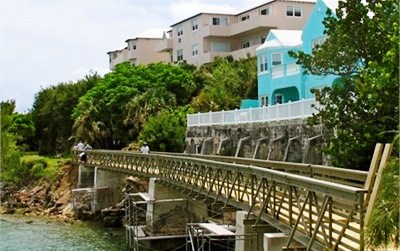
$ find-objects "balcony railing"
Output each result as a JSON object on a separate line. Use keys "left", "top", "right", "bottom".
{"left": 187, "top": 98, "right": 319, "bottom": 127}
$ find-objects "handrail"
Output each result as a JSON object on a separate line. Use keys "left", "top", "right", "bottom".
{"left": 150, "top": 151, "right": 368, "bottom": 187}
{"left": 187, "top": 98, "right": 319, "bottom": 127}
{"left": 73, "top": 149, "right": 366, "bottom": 251}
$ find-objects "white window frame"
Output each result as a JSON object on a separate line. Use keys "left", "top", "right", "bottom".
{"left": 275, "top": 94, "right": 283, "bottom": 104}
{"left": 192, "top": 44, "right": 199, "bottom": 57}
{"left": 212, "top": 16, "right": 228, "bottom": 26}
{"left": 260, "top": 95, "right": 268, "bottom": 107}
{"left": 177, "top": 26, "right": 183, "bottom": 36}
{"left": 240, "top": 14, "right": 250, "bottom": 21}
{"left": 260, "top": 7, "right": 270, "bottom": 15}
{"left": 272, "top": 53, "right": 282, "bottom": 66}
{"left": 259, "top": 55, "right": 268, "bottom": 73}
{"left": 241, "top": 39, "right": 250, "bottom": 49}
{"left": 212, "top": 17, "right": 220, "bottom": 25}
{"left": 191, "top": 18, "right": 198, "bottom": 31}
{"left": 177, "top": 49, "right": 183, "bottom": 61}
{"left": 286, "top": 5, "right": 302, "bottom": 17}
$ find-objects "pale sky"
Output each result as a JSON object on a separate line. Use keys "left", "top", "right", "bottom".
{"left": 1, "top": 0, "right": 265, "bottom": 113}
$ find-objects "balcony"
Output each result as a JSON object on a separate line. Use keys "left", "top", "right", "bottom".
{"left": 155, "top": 38, "right": 173, "bottom": 53}
{"left": 110, "top": 49, "right": 129, "bottom": 69}
{"left": 196, "top": 51, "right": 231, "bottom": 65}
{"left": 230, "top": 15, "right": 278, "bottom": 37}
{"left": 271, "top": 63, "right": 301, "bottom": 79}
{"left": 230, "top": 44, "right": 259, "bottom": 60}
{"left": 199, "top": 24, "right": 230, "bottom": 38}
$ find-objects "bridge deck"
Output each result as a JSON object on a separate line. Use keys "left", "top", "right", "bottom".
{"left": 73, "top": 144, "right": 391, "bottom": 251}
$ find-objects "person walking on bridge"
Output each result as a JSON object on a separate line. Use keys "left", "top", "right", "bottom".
{"left": 140, "top": 142, "right": 150, "bottom": 154}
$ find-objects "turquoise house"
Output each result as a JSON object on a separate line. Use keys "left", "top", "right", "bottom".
{"left": 255, "top": 0, "right": 338, "bottom": 106}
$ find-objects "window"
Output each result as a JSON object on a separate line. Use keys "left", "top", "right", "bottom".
{"left": 212, "top": 17, "right": 228, "bottom": 26}
{"left": 177, "top": 49, "right": 183, "bottom": 61}
{"left": 177, "top": 26, "right": 183, "bottom": 36}
{"left": 192, "top": 44, "right": 199, "bottom": 56}
{"left": 132, "top": 44, "right": 136, "bottom": 50}
{"left": 272, "top": 53, "right": 282, "bottom": 65}
{"left": 275, "top": 94, "right": 283, "bottom": 104}
{"left": 259, "top": 55, "right": 268, "bottom": 73}
{"left": 260, "top": 35, "right": 267, "bottom": 44}
{"left": 261, "top": 96, "right": 268, "bottom": 107}
{"left": 191, "top": 18, "right": 198, "bottom": 31}
{"left": 240, "top": 14, "right": 250, "bottom": 21}
{"left": 212, "top": 17, "right": 220, "bottom": 25}
{"left": 211, "top": 42, "right": 230, "bottom": 52}
{"left": 287, "top": 6, "right": 301, "bottom": 17}
{"left": 260, "top": 8, "right": 270, "bottom": 15}
{"left": 241, "top": 39, "right": 250, "bottom": 49}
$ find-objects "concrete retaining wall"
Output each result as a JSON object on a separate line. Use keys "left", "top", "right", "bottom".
{"left": 186, "top": 119, "right": 331, "bottom": 165}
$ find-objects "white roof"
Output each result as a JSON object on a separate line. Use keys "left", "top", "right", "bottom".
{"left": 257, "top": 30, "right": 302, "bottom": 51}
{"left": 129, "top": 28, "right": 167, "bottom": 40}
{"left": 322, "top": 0, "right": 339, "bottom": 12}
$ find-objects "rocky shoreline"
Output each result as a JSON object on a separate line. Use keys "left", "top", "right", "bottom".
{"left": 0, "top": 163, "right": 80, "bottom": 224}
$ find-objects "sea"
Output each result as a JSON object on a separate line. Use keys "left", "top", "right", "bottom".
{"left": 0, "top": 214, "right": 127, "bottom": 251}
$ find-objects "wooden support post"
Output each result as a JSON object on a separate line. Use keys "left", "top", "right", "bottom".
{"left": 364, "top": 143, "right": 392, "bottom": 226}
{"left": 363, "top": 143, "right": 384, "bottom": 203}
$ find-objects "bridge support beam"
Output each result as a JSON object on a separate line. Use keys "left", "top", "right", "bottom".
{"left": 78, "top": 164, "right": 94, "bottom": 188}
{"left": 93, "top": 167, "right": 127, "bottom": 211}
{"left": 144, "top": 178, "right": 210, "bottom": 235}
{"left": 235, "top": 211, "right": 258, "bottom": 251}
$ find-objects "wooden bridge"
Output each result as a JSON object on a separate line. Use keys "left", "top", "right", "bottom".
{"left": 72, "top": 143, "right": 392, "bottom": 251}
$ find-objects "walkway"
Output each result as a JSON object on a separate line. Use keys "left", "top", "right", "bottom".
{"left": 73, "top": 143, "right": 391, "bottom": 251}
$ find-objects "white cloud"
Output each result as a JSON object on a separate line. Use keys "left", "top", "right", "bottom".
{"left": 1, "top": 0, "right": 264, "bottom": 113}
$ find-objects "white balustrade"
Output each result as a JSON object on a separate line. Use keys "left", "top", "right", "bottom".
{"left": 187, "top": 98, "right": 318, "bottom": 127}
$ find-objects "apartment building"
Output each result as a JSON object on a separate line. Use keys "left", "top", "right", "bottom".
{"left": 255, "top": 0, "right": 338, "bottom": 107}
{"left": 156, "top": 0, "right": 316, "bottom": 67}
{"left": 107, "top": 29, "right": 170, "bottom": 70}
{"left": 108, "top": 0, "right": 316, "bottom": 69}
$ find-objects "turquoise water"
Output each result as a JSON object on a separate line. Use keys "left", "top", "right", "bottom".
{"left": 0, "top": 215, "right": 127, "bottom": 251}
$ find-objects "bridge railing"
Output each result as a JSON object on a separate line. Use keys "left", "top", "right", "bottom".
{"left": 73, "top": 150, "right": 367, "bottom": 251}
{"left": 187, "top": 98, "right": 319, "bottom": 127}
{"left": 150, "top": 152, "right": 368, "bottom": 188}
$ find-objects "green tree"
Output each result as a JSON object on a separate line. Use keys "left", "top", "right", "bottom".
{"left": 291, "top": 0, "right": 399, "bottom": 169}
{"left": 32, "top": 73, "right": 100, "bottom": 155}
{"left": 9, "top": 112, "right": 35, "bottom": 151}
{"left": 366, "top": 136, "right": 399, "bottom": 248}
{"left": 73, "top": 62, "right": 196, "bottom": 149}
{"left": 0, "top": 100, "right": 22, "bottom": 183}
{"left": 191, "top": 56, "right": 257, "bottom": 112}
{"left": 138, "top": 106, "right": 192, "bottom": 152}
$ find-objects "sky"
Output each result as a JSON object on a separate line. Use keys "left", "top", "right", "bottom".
{"left": 1, "top": 0, "right": 265, "bottom": 113}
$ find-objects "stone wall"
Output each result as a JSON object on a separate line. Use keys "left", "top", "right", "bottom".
{"left": 185, "top": 119, "right": 332, "bottom": 165}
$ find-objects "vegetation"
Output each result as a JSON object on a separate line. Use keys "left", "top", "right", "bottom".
{"left": 1, "top": 101, "right": 22, "bottom": 182}
{"left": 191, "top": 56, "right": 257, "bottom": 112}
{"left": 290, "top": 0, "right": 399, "bottom": 170}
{"left": 32, "top": 74, "right": 100, "bottom": 155}
{"left": 366, "top": 136, "right": 399, "bottom": 248}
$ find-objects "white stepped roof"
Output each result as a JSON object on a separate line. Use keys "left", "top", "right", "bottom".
{"left": 257, "top": 30, "right": 302, "bottom": 51}
{"left": 132, "top": 28, "right": 167, "bottom": 40}
{"left": 323, "top": 0, "right": 339, "bottom": 12}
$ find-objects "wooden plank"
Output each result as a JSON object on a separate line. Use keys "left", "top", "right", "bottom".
{"left": 364, "top": 143, "right": 393, "bottom": 226}
{"left": 198, "top": 223, "right": 235, "bottom": 236}
{"left": 363, "top": 143, "right": 384, "bottom": 202}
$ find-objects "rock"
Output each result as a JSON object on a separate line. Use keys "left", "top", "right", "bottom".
{"left": 103, "top": 216, "right": 122, "bottom": 228}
